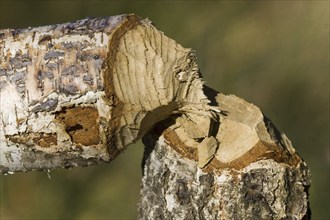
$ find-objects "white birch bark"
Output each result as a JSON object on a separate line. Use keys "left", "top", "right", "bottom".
{"left": 0, "top": 15, "right": 209, "bottom": 173}
{"left": 0, "top": 15, "right": 310, "bottom": 219}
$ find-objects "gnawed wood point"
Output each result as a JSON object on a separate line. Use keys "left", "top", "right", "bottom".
{"left": 0, "top": 14, "right": 310, "bottom": 220}
{"left": 0, "top": 14, "right": 210, "bottom": 173}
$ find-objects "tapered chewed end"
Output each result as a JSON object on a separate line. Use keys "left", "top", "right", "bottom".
{"left": 104, "top": 17, "right": 211, "bottom": 151}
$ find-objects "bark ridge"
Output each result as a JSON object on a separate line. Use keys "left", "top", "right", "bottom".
{"left": 0, "top": 15, "right": 311, "bottom": 219}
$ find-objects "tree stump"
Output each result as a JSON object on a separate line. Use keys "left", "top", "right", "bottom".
{"left": 0, "top": 14, "right": 311, "bottom": 219}
{"left": 140, "top": 90, "right": 311, "bottom": 219}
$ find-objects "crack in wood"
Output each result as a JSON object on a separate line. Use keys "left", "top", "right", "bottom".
{"left": 6, "top": 132, "right": 57, "bottom": 148}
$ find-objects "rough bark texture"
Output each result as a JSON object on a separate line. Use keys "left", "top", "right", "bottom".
{"left": 140, "top": 91, "right": 311, "bottom": 219}
{"left": 0, "top": 15, "right": 311, "bottom": 219}
{"left": 0, "top": 15, "right": 209, "bottom": 173}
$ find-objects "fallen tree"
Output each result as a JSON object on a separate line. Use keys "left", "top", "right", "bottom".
{"left": 0, "top": 14, "right": 311, "bottom": 219}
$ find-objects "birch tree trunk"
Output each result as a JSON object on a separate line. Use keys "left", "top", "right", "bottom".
{"left": 140, "top": 88, "right": 311, "bottom": 219}
{"left": 0, "top": 15, "right": 310, "bottom": 219}
{"left": 0, "top": 14, "right": 209, "bottom": 173}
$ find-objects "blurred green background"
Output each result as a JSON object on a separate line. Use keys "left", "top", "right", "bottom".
{"left": 0, "top": 1, "right": 328, "bottom": 219}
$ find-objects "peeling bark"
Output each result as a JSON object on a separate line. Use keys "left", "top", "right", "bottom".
{"left": 0, "top": 15, "right": 210, "bottom": 173}
{"left": 0, "top": 15, "right": 310, "bottom": 219}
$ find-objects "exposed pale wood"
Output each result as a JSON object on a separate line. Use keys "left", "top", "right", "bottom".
{"left": 140, "top": 91, "right": 311, "bottom": 219}
{"left": 0, "top": 15, "right": 210, "bottom": 173}
{"left": 0, "top": 15, "right": 311, "bottom": 220}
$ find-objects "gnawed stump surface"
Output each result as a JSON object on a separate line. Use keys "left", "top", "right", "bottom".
{"left": 0, "top": 14, "right": 310, "bottom": 220}
{"left": 140, "top": 92, "right": 310, "bottom": 220}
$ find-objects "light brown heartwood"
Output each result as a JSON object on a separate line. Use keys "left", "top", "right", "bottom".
{"left": 0, "top": 14, "right": 310, "bottom": 219}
